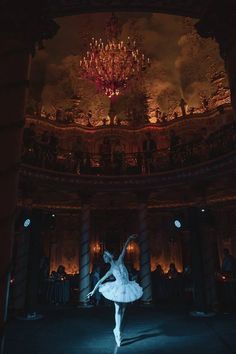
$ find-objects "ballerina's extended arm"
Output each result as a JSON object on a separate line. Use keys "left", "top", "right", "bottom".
{"left": 87, "top": 269, "right": 113, "bottom": 298}
{"left": 118, "top": 234, "right": 138, "bottom": 261}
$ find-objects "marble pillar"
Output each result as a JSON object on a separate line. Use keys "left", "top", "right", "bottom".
{"left": 137, "top": 194, "right": 152, "bottom": 304}
{"left": 79, "top": 198, "right": 91, "bottom": 306}
{"left": 188, "top": 207, "right": 207, "bottom": 312}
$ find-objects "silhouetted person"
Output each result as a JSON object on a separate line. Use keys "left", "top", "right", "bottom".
{"left": 113, "top": 139, "right": 124, "bottom": 174}
{"left": 99, "top": 137, "right": 111, "bottom": 172}
{"left": 202, "top": 97, "right": 209, "bottom": 111}
{"left": 189, "top": 107, "right": 195, "bottom": 115}
{"left": 56, "top": 108, "right": 63, "bottom": 122}
{"left": 57, "top": 265, "right": 67, "bottom": 280}
{"left": 161, "top": 112, "right": 167, "bottom": 122}
{"left": 155, "top": 106, "right": 161, "bottom": 120}
{"left": 179, "top": 98, "right": 187, "bottom": 117}
{"left": 222, "top": 249, "right": 236, "bottom": 277}
{"left": 74, "top": 137, "right": 84, "bottom": 173}
{"left": 87, "top": 110, "right": 93, "bottom": 126}
{"left": 173, "top": 111, "right": 178, "bottom": 120}
{"left": 167, "top": 263, "right": 179, "bottom": 279}
{"left": 152, "top": 264, "right": 165, "bottom": 301}
{"left": 142, "top": 132, "right": 157, "bottom": 174}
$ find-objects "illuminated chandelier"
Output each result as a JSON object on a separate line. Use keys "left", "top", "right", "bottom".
{"left": 79, "top": 14, "right": 150, "bottom": 100}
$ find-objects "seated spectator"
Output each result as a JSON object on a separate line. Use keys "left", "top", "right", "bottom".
{"left": 167, "top": 263, "right": 179, "bottom": 279}
{"left": 57, "top": 265, "right": 67, "bottom": 280}
{"left": 46, "top": 267, "right": 69, "bottom": 305}
{"left": 153, "top": 264, "right": 164, "bottom": 277}
{"left": 49, "top": 271, "right": 58, "bottom": 281}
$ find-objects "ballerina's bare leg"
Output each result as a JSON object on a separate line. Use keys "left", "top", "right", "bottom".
{"left": 114, "top": 302, "right": 123, "bottom": 345}
{"left": 113, "top": 302, "right": 127, "bottom": 346}
{"left": 121, "top": 303, "right": 126, "bottom": 321}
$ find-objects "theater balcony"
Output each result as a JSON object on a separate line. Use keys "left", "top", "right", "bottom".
{"left": 19, "top": 104, "right": 236, "bottom": 209}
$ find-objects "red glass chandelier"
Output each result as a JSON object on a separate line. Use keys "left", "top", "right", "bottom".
{"left": 79, "top": 14, "right": 150, "bottom": 99}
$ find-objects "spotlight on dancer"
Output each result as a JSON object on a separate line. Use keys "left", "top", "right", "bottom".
{"left": 87, "top": 234, "right": 143, "bottom": 347}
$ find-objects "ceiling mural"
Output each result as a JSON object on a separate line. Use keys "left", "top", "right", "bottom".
{"left": 28, "top": 12, "right": 230, "bottom": 126}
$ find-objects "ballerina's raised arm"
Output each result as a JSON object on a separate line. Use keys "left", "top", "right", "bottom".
{"left": 118, "top": 234, "right": 138, "bottom": 261}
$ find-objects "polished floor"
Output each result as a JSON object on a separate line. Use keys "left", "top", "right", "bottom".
{"left": 4, "top": 304, "right": 236, "bottom": 354}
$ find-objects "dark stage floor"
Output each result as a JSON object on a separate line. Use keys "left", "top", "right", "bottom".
{"left": 4, "top": 304, "right": 236, "bottom": 354}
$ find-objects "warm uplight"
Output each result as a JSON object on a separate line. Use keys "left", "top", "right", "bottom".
{"left": 93, "top": 242, "right": 101, "bottom": 253}
{"left": 127, "top": 243, "right": 135, "bottom": 253}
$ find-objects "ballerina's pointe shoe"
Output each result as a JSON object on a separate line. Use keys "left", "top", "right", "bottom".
{"left": 113, "top": 328, "right": 121, "bottom": 347}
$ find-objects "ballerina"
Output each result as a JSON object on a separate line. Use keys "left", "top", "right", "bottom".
{"left": 87, "top": 234, "right": 143, "bottom": 347}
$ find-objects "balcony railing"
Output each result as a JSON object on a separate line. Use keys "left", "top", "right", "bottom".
{"left": 22, "top": 123, "right": 236, "bottom": 176}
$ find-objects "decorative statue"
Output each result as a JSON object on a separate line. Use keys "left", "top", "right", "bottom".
{"left": 179, "top": 98, "right": 187, "bottom": 117}
{"left": 87, "top": 234, "right": 143, "bottom": 347}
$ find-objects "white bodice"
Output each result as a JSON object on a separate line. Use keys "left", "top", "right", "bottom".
{"left": 112, "top": 261, "right": 129, "bottom": 284}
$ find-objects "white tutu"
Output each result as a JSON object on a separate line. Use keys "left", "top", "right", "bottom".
{"left": 98, "top": 261, "right": 143, "bottom": 303}
{"left": 99, "top": 279, "right": 143, "bottom": 303}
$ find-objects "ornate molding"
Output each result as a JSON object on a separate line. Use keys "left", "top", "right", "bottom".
{"left": 25, "top": 103, "right": 233, "bottom": 133}
{"left": 50, "top": 0, "right": 206, "bottom": 19}
{"left": 20, "top": 150, "right": 236, "bottom": 192}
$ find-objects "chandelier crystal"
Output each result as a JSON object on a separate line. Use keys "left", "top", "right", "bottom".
{"left": 79, "top": 21, "right": 150, "bottom": 99}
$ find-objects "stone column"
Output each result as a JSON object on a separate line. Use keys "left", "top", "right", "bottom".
{"left": 12, "top": 227, "right": 31, "bottom": 312}
{"left": 78, "top": 195, "right": 92, "bottom": 306}
{"left": 195, "top": 1, "right": 236, "bottom": 115}
{"left": 0, "top": 4, "right": 59, "bottom": 352}
{"left": 137, "top": 193, "right": 152, "bottom": 304}
{"left": 0, "top": 35, "right": 31, "bottom": 354}
{"left": 188, "top": 207, "right": 207, "bottom": 313}
{"left": 201, "top": 222, "right": 218, "bottom": 312}
{"left": 12, "top": 209, "right": 43, "bottom": 319}
{"left": 24, "top": 209, "right": 43, "bottom": 316}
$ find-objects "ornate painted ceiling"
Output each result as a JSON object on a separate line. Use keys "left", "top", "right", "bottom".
{"left": 28, "top": 11, "right": 230, "bottom": 126}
